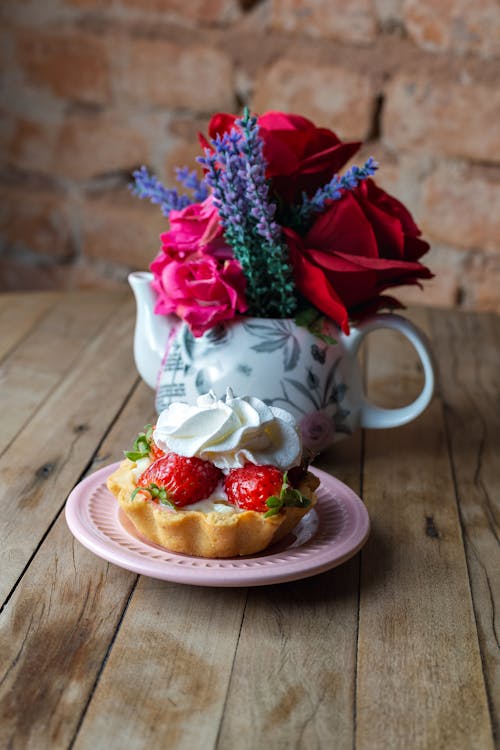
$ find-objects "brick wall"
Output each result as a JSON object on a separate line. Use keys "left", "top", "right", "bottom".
{"left": 1, "top": 0, "right": 499, "bottom": 312}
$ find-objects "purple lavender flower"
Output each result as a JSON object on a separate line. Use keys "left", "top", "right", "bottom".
{"left": 293, "top": 156, "right": 379, "bottom": 229}
{"left": 198, "top": 110, "right": 297, "bottom": 317}
{"left": 130, "top": 166, "right": 192, "bottom": 216}
{"left": 175, "top": 167, "right": 209, "bottom": 202}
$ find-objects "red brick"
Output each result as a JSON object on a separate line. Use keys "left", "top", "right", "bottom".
{"left": 374, "top": 0, "right": 405, "bottom": 29}
{"left": 16, "top": 28, "right": 111, "bottom": 105}
{"left": 63, "top": 0, "right": 116, "bottom": 8}
{"left": 252, "top": 59, "right": 375, "bottom": 140}
{"left": 465, "top": 252, "right": 500, "bottom": 312}
{"left": 383, "top": 73, "right": 500, "bottom": 163}
{"left": 56, "top": 113, "right": 151, "bottom": 180}
{"left": 396, "top": 245, "right": 465, "bottom": 309}
{"left": 7, "top": 111, "right": 156, "bottom": 180}
{"left": 270, "top": 0, "right": 377, "bottom": 44}
{"left": 7, "top": 118, "right": 57, "bottom": 174}
{"left": 119, "top": 38, "right": 235, "bottom": 111}
{"left": 404, "top": 0, "right": 500, "bottom": 57}
{"left": 68, "top": 259, "right": 130, "bottom": 290}
{"left": 81, "top": 188, "right": 168, "bottom": 269}
{"left": 0, "top": 110, "right": 16, "bottom": 170}
{"left": 347, "top": 144, "right": 429, "bottom": 221}
{"left": 117, "top": 0, "right": 241, "bottom": 24}
{"left": 420, "top": 163, "right": 500, "bottom": 253}
{"left": 0, "top": 257, "right": 76, "bottom": 293}
{"left": 0, "top": 184, "right": 75, "bottom": 261}
{"left": 165, "top": 145, "right": 205, "bottom": 185}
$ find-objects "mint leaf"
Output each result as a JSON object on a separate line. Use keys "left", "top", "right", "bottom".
{"left": 124, "top": 450, "right": 148, "bottom": 461}
{"left": 159, "top": 496, "right": 176, "bottom": 509}
{"left": 263, "top": 475, "right": 311, "bottom": 518}
{"left": 266, "top": 496, "right": 282, "bottom": 508}
{"left": 124, "top": 425, "right": 155, "bottom": 461}
{"left": 264, "top": 507, "right": 281, "bottom": 518}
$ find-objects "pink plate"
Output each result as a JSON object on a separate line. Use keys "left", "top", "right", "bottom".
{"left": 65, "top": 462, "right": 369, "bottom": 587}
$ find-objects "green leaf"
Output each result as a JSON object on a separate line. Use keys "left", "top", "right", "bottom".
{"left": 125, "top": 425, "right": 155, "bottom": 462}
{"left": 295, "top": 308, "right": 337, "bottom": 346}
{"left": 124, "top": 450, "right": 148, "bottom": 461}
{"left": 266, "top": 496, "right": 283, "bottom": 508}
{"left": 159, "top": 496, "right": 176, "bottom": 509}
{"left": 295, "top": 307, "right": 320, "bottom": 327}
{"left": 264, "top": 507, "right": 281, "bottom": 518}
{"left": 318, "top": 333, "right": 337, "bottom": 345}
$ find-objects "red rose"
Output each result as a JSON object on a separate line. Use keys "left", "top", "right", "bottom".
{"left": 284, "top": 179, "right": 433, "bottom": 334}
{"left": 202, "top": 110, "right": 360, "bottom": 203}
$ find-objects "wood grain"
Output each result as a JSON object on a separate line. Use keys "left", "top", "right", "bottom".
{"left": 73, "top": 579, "right": 247, "bottom": 750}
{"left": 1, "top": 293, "right": 497, "bottom": 750}
{"left": 0, "top": 291, "right": 128, "bottom": 456}
{"left": 0, "top": 295, "right": 137, "bottom": 603}
{"left": 0, "top": 381, "right": 156, "bottom": 750}
{"left": 0, "top": 291, "right": 57, "bottom": 362}
{"left": 429, "top": 309, "right": 500, "bottom": 739}
{"left": 355, "top": 308, "right": 494, "bottom": 750}
{"left": 216, "top": 436, "right": 363, "bottom": 750}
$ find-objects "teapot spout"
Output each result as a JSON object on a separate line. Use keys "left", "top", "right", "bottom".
{"left": 128, "top": 271, "right": 177, "bottom": 391}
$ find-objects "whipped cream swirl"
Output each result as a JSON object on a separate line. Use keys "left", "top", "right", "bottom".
{"left": 153, "top": 390, "right": 302, "bottom": 472}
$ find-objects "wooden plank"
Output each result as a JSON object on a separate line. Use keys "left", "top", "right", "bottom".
{"left": 0, "top": 292, "right": 58, "bottom": 362}
{"left": 73, "top": 580, "right": 247, "bottom": 750}
{"left": 355, "top": 308, "right": 494, "bottom": 749}
{"left": 428, "top": 308, "right": 500, "bottom": 738}
{"left": 72, "top": 402, "right": 363, "bottom": 750}
{"left": 216, "top": 435, "right": 363, "bottom": 750}
{"left": 0, "top": 290, "right": 128, "bottom": 457}
{"left": 0, "top": 382, "right": 156, "bottom": 750}
{"left": 0, "top": 296, "right": 139, "bottom": 603}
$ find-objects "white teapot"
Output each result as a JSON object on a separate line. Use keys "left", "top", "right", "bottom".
{"left": 130, "top": 271, "right": 435, "bottom": 450}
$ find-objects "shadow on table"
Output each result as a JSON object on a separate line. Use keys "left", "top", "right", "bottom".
{"left": 247, "top": 521, "right": 390, "bottom": 605}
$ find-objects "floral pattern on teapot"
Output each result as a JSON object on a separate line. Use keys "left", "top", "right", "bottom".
{"left": 156, "top": 318, "right": 352, "bottom": 452}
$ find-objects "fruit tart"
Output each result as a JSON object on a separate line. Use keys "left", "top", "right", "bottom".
{"left": 106, "top": 389, "right": 319, "bottom": 558}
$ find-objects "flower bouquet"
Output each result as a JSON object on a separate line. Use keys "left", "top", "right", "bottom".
{"left": 132, "top": 108, "right": 431, "bottom": 337}
{"left": 130, "top": 109, "right": 434, "bottom": 450}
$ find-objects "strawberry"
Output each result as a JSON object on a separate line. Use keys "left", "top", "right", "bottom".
{"left": 125, "top": 424, "right": 165, "bottom": 462}
{"left": 224, "top": 464, "right": 312, "bottom": 516}
{"left": 137, "top": 452, "right": 222, "bottom": 507}
{"left": 224, "top": 465, "right": 286, "bottom": 513}
{"left": 148, "top": 434, "right": 165, "bottom": 461}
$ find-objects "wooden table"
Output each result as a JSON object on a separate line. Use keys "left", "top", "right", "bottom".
{"left": 0, "top": 291, "right": 498, "bottom": 750}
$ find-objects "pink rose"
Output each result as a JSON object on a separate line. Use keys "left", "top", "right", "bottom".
{"left": 151, "top": 255, "right": 248, "bottom": 337}
{"left": 299, "top": 411, "right": 335, "bottom": 453}
{"left": 159, "top": 196, "right": 232, "bottom": 261}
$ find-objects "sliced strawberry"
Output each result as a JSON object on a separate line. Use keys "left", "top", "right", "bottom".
{"left": 224, "top": 464, "right": 285, "bottom": 513}
{"left": 137, "top": 452, "right": 222, "bottom": 507}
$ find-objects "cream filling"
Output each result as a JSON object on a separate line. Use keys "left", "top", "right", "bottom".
{"left": 134, "top": 465, "right": 242, "bottom": 514}
{"left": 131, "top": 457, "right": 151, "bottom": 482}
{"left": 159, "top": 482, "right": 242, "bottom": 514}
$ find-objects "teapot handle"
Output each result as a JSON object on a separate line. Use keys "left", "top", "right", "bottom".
{"left": 340, "top": 314, "right": 436, "bottom": 430}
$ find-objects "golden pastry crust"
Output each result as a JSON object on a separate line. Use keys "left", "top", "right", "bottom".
{"left": 107, "top": 459, "right": 319, "bottom": 558}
